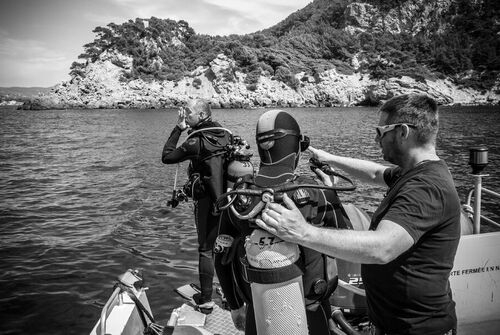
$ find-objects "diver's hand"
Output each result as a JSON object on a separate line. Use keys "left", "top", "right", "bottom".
{"left": 177, "top": 107, "right": 188, "bottom": 130}
{"left": 230, "top": 306, "right": 246, "bottom": 331}
{"left": 313, "top": 168, "right": 333, "bottom": 186}
{"left": 256, "top": 193, "right": 309, "bottom": 244}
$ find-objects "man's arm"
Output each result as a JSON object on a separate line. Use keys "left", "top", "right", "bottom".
{"left": 162, "top": 125, "right": 188, "bottom": 164}
{"left": 256, "top": 194, "right": 414, "bottom": 264}
{"left": 162, "top": 107, "right": 196, "bottom": 164}
{"left": 308, "top": 146, "right": 388, "bottom": 187}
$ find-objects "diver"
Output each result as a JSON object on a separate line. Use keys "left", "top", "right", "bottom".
{"left": 214, "top": 110, "right": 354, "bottom": 334}
{"left": 162, "top": 99, "right": 233, "bottom": 312}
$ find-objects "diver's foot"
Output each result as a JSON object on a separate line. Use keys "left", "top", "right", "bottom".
{"left": 193, "top": 293, "right": 215, "bottom": 314}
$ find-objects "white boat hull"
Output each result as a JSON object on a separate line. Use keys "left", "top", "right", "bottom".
{"left": 90, "top": 288, "right": 152, "bottom": 335}
{"left": 450, "top": 231, "right": 500, "bottom": 334}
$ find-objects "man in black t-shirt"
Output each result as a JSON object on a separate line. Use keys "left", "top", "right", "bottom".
{"left": 256, "top": 94, "right": 460, "bottom": 335}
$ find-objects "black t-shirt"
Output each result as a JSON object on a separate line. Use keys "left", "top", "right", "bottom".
{"left": 361, "top": 160, "right": 460, "bottom": 335}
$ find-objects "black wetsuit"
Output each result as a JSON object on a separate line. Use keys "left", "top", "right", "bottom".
{"left": 162, "top": 120, "right": 232, "bottom": 302}
{"left": 215, "top": 172, "right": 353, "bottom": 334}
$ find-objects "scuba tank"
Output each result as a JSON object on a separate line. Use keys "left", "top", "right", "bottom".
{"left": 226, "top": 153, "right": 254, "bottom": 190}
{"left": 226, "top": 134, "right": 254, "bottom": 190}
{"left": 245, "top": 229, "right": 309, "bottom": 335}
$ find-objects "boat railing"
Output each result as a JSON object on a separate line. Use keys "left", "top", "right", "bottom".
{"left": 465, "top": 147, "right": 500, "bottom": 234}
{"left": 98, "top": 286, "right": 122, "bottom": 335}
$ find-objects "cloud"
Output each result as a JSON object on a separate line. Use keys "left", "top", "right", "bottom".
{"left": 99, "top": 0, "right": 310, "bottom": 35}
{"left": 83, "top": 12, "right": 130, "bottom": 27}
{"left": 0, "top": 31, "right": 71, "bottom": 86}
{"left": 0, "top": 36, "right": 65, "bottom": 63}
{"left": 0, "top": 56, "right": 70, "bottom": 87}
{"left": 0, "top": 0, "right": 311, "bottom": 86}
{"left": 201, "top": 0, "right": 310, "bottom": 34}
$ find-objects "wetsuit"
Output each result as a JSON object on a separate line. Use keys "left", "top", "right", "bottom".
{"left": 215, "top": 172, "right": 354, "bottom": 335}
{"left": 162, "top": 120, "right": 232, "bottom": 302}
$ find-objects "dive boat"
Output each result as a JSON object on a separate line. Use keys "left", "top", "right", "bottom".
{"left": 90, "top": 148, "right": 500, "bottom": 335}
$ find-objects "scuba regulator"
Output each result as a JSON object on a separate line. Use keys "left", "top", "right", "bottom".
{"left": 215, "top": 158, "right": 356, "bottom": 221}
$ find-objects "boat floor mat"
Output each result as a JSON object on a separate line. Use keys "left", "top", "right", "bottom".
{"left": 174, "top": 283, "right": 201, "bottom": 303}
{"left": 168, "top": 303, "right": 243, "bottom": 335}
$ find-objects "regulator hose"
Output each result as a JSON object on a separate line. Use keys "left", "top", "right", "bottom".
{"left": 332, "top": 309, "right": 362, "bottom": 335}
{"left": 309, "top": 157, "right": 356, "bottom": 185}
{"left": 215, "top": 181, "right": 356, "bottom": 211}
{"left": 329, "top": 319, "right": 348, "bottom": 335}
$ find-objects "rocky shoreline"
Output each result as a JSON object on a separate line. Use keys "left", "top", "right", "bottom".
{"left": 23, "top": 53, "right": 500, "bottom": 110}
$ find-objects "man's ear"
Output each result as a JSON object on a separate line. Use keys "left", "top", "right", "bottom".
{"left": 401, "top": 124, "right": 410, "bottom": 139}
{"left": 198, "top": 110, "right": 207, "bottom": 120}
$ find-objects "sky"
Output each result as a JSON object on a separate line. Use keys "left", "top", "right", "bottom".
{"left": 0, "top": 0, "right": 311, "bottom": 88}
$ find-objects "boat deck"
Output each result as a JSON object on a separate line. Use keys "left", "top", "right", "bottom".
{"left": 167, "top": 303, "right": 244, "bottom": 335}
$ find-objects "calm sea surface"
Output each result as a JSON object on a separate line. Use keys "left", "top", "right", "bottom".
{"left": 1, "top": 106, "right": 499, "bottom": 334}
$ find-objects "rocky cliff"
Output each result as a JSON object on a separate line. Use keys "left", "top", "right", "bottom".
{"left": 25, "top": 1, "right": 500, "bottom": 109}
{"left": 27, "top": 52, "right": 499, "bottom": 110}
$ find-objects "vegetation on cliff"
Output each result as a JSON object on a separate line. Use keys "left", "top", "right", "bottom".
{"left": 69, "top": 0, "right": 498, "bottom": 93}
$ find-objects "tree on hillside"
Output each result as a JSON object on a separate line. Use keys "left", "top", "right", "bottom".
{"left": 70, "top": 0, "right": 499, "bottom": 91}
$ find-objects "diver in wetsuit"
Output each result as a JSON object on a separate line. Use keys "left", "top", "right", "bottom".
{"left": 214, "top": 110, "right": 354, "bottom": 334}
{"left": 162, "top": 99, "right": 232, "bottom": 312}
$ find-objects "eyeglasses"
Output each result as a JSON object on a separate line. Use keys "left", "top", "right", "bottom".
{"left": 375, "top": 123, "right": 416, "bottom": 138}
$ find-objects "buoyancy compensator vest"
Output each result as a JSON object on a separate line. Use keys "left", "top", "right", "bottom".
{"left": 185, "top": 123, "right": 254, "bottom": 202}
{"left": 216, "top": 173, "right": 352, "bottom": 335}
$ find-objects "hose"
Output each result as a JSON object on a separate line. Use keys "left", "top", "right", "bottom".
{"left": 216, "top": 182, "right": 356, "bottom": 211}
{"left": 229, "top": 200, "right": 266, "bottom": 220}
{"left": 329, "top": 319, "right": 348, "bottom": 335}
{"left": 337, "top": 279, "right": 366, "bottom": 297}
{"left": 332, "top": 309, "right": 362, "bottom": 335}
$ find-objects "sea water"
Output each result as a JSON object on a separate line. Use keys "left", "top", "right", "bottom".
{"left": 0, "top": 106, "right": 498, "bottom": 334}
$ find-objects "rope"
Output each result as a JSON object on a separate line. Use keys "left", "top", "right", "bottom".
{"left": 117, "top": 283, "right": 165, "bottom": 335}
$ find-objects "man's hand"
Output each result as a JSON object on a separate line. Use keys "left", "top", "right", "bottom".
{"left": 255, "top": 193, "right": 309, "bottom": 244}
{"left": 230, "top": 306, "right": 246, "bottom": 331}
{"left": 307, "top": 146, "right": 327, "bottom": 161}
{"left": 177, "top": 107, "right": 188, "bottom": 130}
